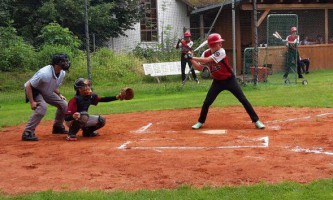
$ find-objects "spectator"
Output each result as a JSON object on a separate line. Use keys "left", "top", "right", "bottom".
{"left": 299, "top": 56, "right": 310, "bottom": 74}
{"left": 300, "top": 34, "right": 316, "bottom": 45}
{"left": 316, "top": 34, "right": 324, "bottom": 44}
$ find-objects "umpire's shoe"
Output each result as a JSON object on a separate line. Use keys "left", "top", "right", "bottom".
{"left": 52, "top": 125, "right": 69, "bottom": 134}
{"left": 22, "top": 132, "right": 39, "bottom": 141}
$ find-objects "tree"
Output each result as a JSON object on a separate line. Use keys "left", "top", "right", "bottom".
{"left": 3, "top": 0, "right": 144, "bottom": 47}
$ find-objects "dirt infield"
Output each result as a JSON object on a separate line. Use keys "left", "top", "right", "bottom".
{"left": 0, "top": 107, "right": 332, "bottom": 195}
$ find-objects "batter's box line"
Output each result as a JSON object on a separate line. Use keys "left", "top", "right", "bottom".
{"left": 266, "top": 112, "right": 333, "bottom": 124}
{"left": 117, "top": 136, "right": 269, "bottom": 150}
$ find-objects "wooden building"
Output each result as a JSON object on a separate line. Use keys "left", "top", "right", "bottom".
{"left": 185, "top": 0, "right": 333, "bottom": 74}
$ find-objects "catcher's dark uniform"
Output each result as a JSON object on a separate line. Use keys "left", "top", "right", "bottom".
{"left": 65, "top": 93, "right": 118, "bottom": 140}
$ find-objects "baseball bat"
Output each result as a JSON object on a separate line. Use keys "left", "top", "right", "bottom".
{"left": 275, "top": 31, "right": 282, "bottom": 40}
{"left": 193, "top": 40, "right": 208, "bottom": 52}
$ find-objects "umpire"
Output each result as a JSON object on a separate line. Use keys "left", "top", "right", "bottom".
{"left": 22, "top": 54, "right": 70, "bottom": 141}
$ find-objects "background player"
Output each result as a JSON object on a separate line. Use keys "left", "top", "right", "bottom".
{"left": 187, "top": 33, "right": 265, "bottom": 130}
{"left": 283, "top": 27, "right": 304, "bottom": 79}
{"left": 22, "top": 54, "right": 70, "bottom": 141}
{"left": 65, "top": 78, "right": 131, "bottom": 141}
{"left": 176, "top": 31, "right": 199, "bottom": 84}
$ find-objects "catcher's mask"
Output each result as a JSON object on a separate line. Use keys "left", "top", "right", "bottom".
{"left": 74, "top": 78, "right": 92, "bottom": 96}
{"left": 52, "top": 54, "right": 71, "bottom": 71}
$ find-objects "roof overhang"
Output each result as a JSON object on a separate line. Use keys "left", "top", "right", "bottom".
{"left": 190, "top": 0, "right": 242, "bottom": 14}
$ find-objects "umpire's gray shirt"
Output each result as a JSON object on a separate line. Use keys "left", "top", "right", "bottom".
{"left": 25, "top": 65, "right": 66, "bottom": 95}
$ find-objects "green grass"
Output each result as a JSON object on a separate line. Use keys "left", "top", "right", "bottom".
{"left": 0, "top": 69, "right": 332, "bottom": 199}
{"left": 1, "top": 69, "right": 332, "bottom": 128}
{"left": 0, "top": 180, "right": 332, "bottom": 199}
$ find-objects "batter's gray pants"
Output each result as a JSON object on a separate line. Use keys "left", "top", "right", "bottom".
{"left": 24, "top": 93, "right": 67, "bottom": 133}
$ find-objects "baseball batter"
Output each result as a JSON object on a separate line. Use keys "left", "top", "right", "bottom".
{"left": 22, "top": 54, "right": 70, "bottom": 141}
{"left": 187, "top": 33, "right": 265, "bottom": 130}
{"left": 176, "top": 31, "right": 199, "bottom": 84}
{"left": 65, "top": 78, "right": 133, "bottom": 141}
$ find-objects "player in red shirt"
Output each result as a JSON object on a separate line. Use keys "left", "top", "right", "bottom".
{"left": 176, "top": 31, "right": 199, "bottom": 84}
{"left": 64, "top": 78, "right": 122, "bottom": 141}
{"left": 283, "top": 26, "right": 304, "bottom": 78}
{"left": 187, "top": 33, "right": 265, "bottom": 129}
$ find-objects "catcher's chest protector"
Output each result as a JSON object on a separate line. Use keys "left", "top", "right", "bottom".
{"left": 76, "top": 95, "right": 97, "bottom": 112}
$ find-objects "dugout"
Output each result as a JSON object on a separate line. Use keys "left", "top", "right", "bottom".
{"left": 187, "top": 0, "right": 333, "bottom": 75}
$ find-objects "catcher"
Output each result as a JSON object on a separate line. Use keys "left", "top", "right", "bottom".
{"left": 64, "top": 78, "right": 134, "bottom": 141}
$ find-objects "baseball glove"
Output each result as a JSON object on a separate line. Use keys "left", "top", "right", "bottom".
{"left": 118, "top": 87, "right": 134, "bottom": 100}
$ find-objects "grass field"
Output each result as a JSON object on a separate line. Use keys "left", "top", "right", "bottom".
{"left": 0, "top": 69, "right": 332, "bottom": 199}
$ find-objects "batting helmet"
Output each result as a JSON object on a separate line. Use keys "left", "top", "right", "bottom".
{"left": 52, "top": 54, "right": 70, "bottom": 71}
{"left": 207, "top": 33, "right": 224, "bottom": 47}
{"left": 184, "top": 31, "right": 191, "bottom": 37}
{"left": 291, "top": 27, "right": 297, "bottom": 32}
{"left": 74, "top": 78, "right": 92, "bottom": 96}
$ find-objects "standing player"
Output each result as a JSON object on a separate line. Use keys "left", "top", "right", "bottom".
{"left": 283, "top": 27, "right": 303, "bottom": 79}
{"left": 22, "top": 54, "right": 70, "bottom": 141}
{"left": 65, "top": 78, "right": 133, "bottom": 141}
{"left": 187, "top": 33, "right": 265, "bottom": 129}
{"left": 176, "top": 31, "right": 199, "bottom": 84}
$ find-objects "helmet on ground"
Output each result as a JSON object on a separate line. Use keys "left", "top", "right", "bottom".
{"left": 291, "top": 27, "right": 297, "bottom": 32}
{"left": 184, "top": 31, "right": 191, "bottom": 37}
{"left": 207, "top": 33, "right": 224, "bottom": 47}
{"left": 74, "top": 78, "right": 92, "bottom": 96}
{"left": 52, "top": 54, "right": 70, "bottom": 71}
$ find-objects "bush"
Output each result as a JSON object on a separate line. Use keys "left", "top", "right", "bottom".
{"left": 35, "top": 44, "right": 78, "bottom": 70}
{"left": 0, "top": 26, "right": 37, "bottom": 71}
{"left": 89, "top": 48, "right": 145, "bottom": 85}
{"left": 37, "top": 22, "right": 81, "bottom": 51}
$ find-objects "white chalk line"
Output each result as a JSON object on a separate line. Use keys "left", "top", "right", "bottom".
{"left": 117, "top": 136, "right": 269, "bottom": 150}
{"left": 291, "top": 146, "right": 333, "bottom": 156}
{"left": 131, "top": 123, "right": 152, "bottom": 133}
{"left": 266, "top": 112, "right": 333, "bottom": 124}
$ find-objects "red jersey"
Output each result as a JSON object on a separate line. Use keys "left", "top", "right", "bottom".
{"left": 179, "top": 40, "right": 193, "bottom": 53}
{"left": 202, "top": 48, "right": 233, "bottom": 80}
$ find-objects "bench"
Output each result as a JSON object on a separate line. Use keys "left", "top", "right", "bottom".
{"left": 143, "top": 61, "right": 200, "bottom": 83}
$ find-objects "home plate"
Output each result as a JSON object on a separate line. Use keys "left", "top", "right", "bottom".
{"left": 201, "top": 129, "right": 227, "bottom": 134}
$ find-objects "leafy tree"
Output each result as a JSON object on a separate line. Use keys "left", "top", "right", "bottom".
{"left": 37, "top": 22, "right": 81, "bottom": 51}
{"left": 3, "top": 0, "right": 144, "bottom": 47}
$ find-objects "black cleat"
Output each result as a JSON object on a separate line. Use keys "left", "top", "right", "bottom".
{"left": 52, "top": 125, "right": 69, "bottom": 134}
{"left": 22, "top": 132, "right": 39, "bottom": 141}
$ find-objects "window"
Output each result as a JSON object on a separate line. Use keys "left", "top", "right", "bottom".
{"left": 140, "top": 0, "right": 158, "bottom": 42}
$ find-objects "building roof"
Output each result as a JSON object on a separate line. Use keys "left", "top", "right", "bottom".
{"left": 182, "top": 0, "right": 230, "bottom": 8}
{"left": 179, "top": 0, "right": 242, "bottom": 14}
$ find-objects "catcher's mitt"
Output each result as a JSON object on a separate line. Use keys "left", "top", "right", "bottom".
{"left": 118, "top": 87, "right": 134, "bottom": 100}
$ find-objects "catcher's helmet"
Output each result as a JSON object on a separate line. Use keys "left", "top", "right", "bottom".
{"left": 207, "top": 33, "right": 224, "bottom": 47}
{"left": 184, "top": 31, "right": 191, "bottom": 37}
{"left": 74, "top": 78, "right": 92, "bottom": 96}
{"left": 291, "top": 27, "right": 297, "bottom": 32}
{"left": 52, "top": 54, "right": 70, "bottom": 71}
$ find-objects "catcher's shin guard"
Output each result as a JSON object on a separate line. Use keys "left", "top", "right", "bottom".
{"left": 82, "top": 115, "right": 106, "bottom": 137}
{"left": 69, "top": 120, "right": 81, "bottom": 135}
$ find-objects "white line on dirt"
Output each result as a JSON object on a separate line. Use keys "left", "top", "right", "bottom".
{"left": 267, "top": 116, "right": 311, "bottom": 124}
{"left": 291, "top": 146, "right": 333, "bottom": 156}
{"left": 118, "top": 141, "right": 131, "bottom": 149}
{"left": 117, "top": 136, "right": 269, "bottom": 150}
{"left": 316, "top": 112, "right": 333, "bottom": 117}
{"left": 266, "top": 112, "right": 333, "bottom": 124}
{"left": 133, "top": 123, "right": 153, "bottom": 133}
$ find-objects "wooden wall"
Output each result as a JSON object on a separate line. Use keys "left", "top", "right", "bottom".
{"left": 255, "top": 44, "right": 333, "bottom": 73}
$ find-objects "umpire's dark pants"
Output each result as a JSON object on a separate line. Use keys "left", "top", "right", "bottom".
{"left": 198, "top": 77, "right": 259, "bottom": 124}
{"left": 181, "top": 54, "right": 197, "bottom": 82}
